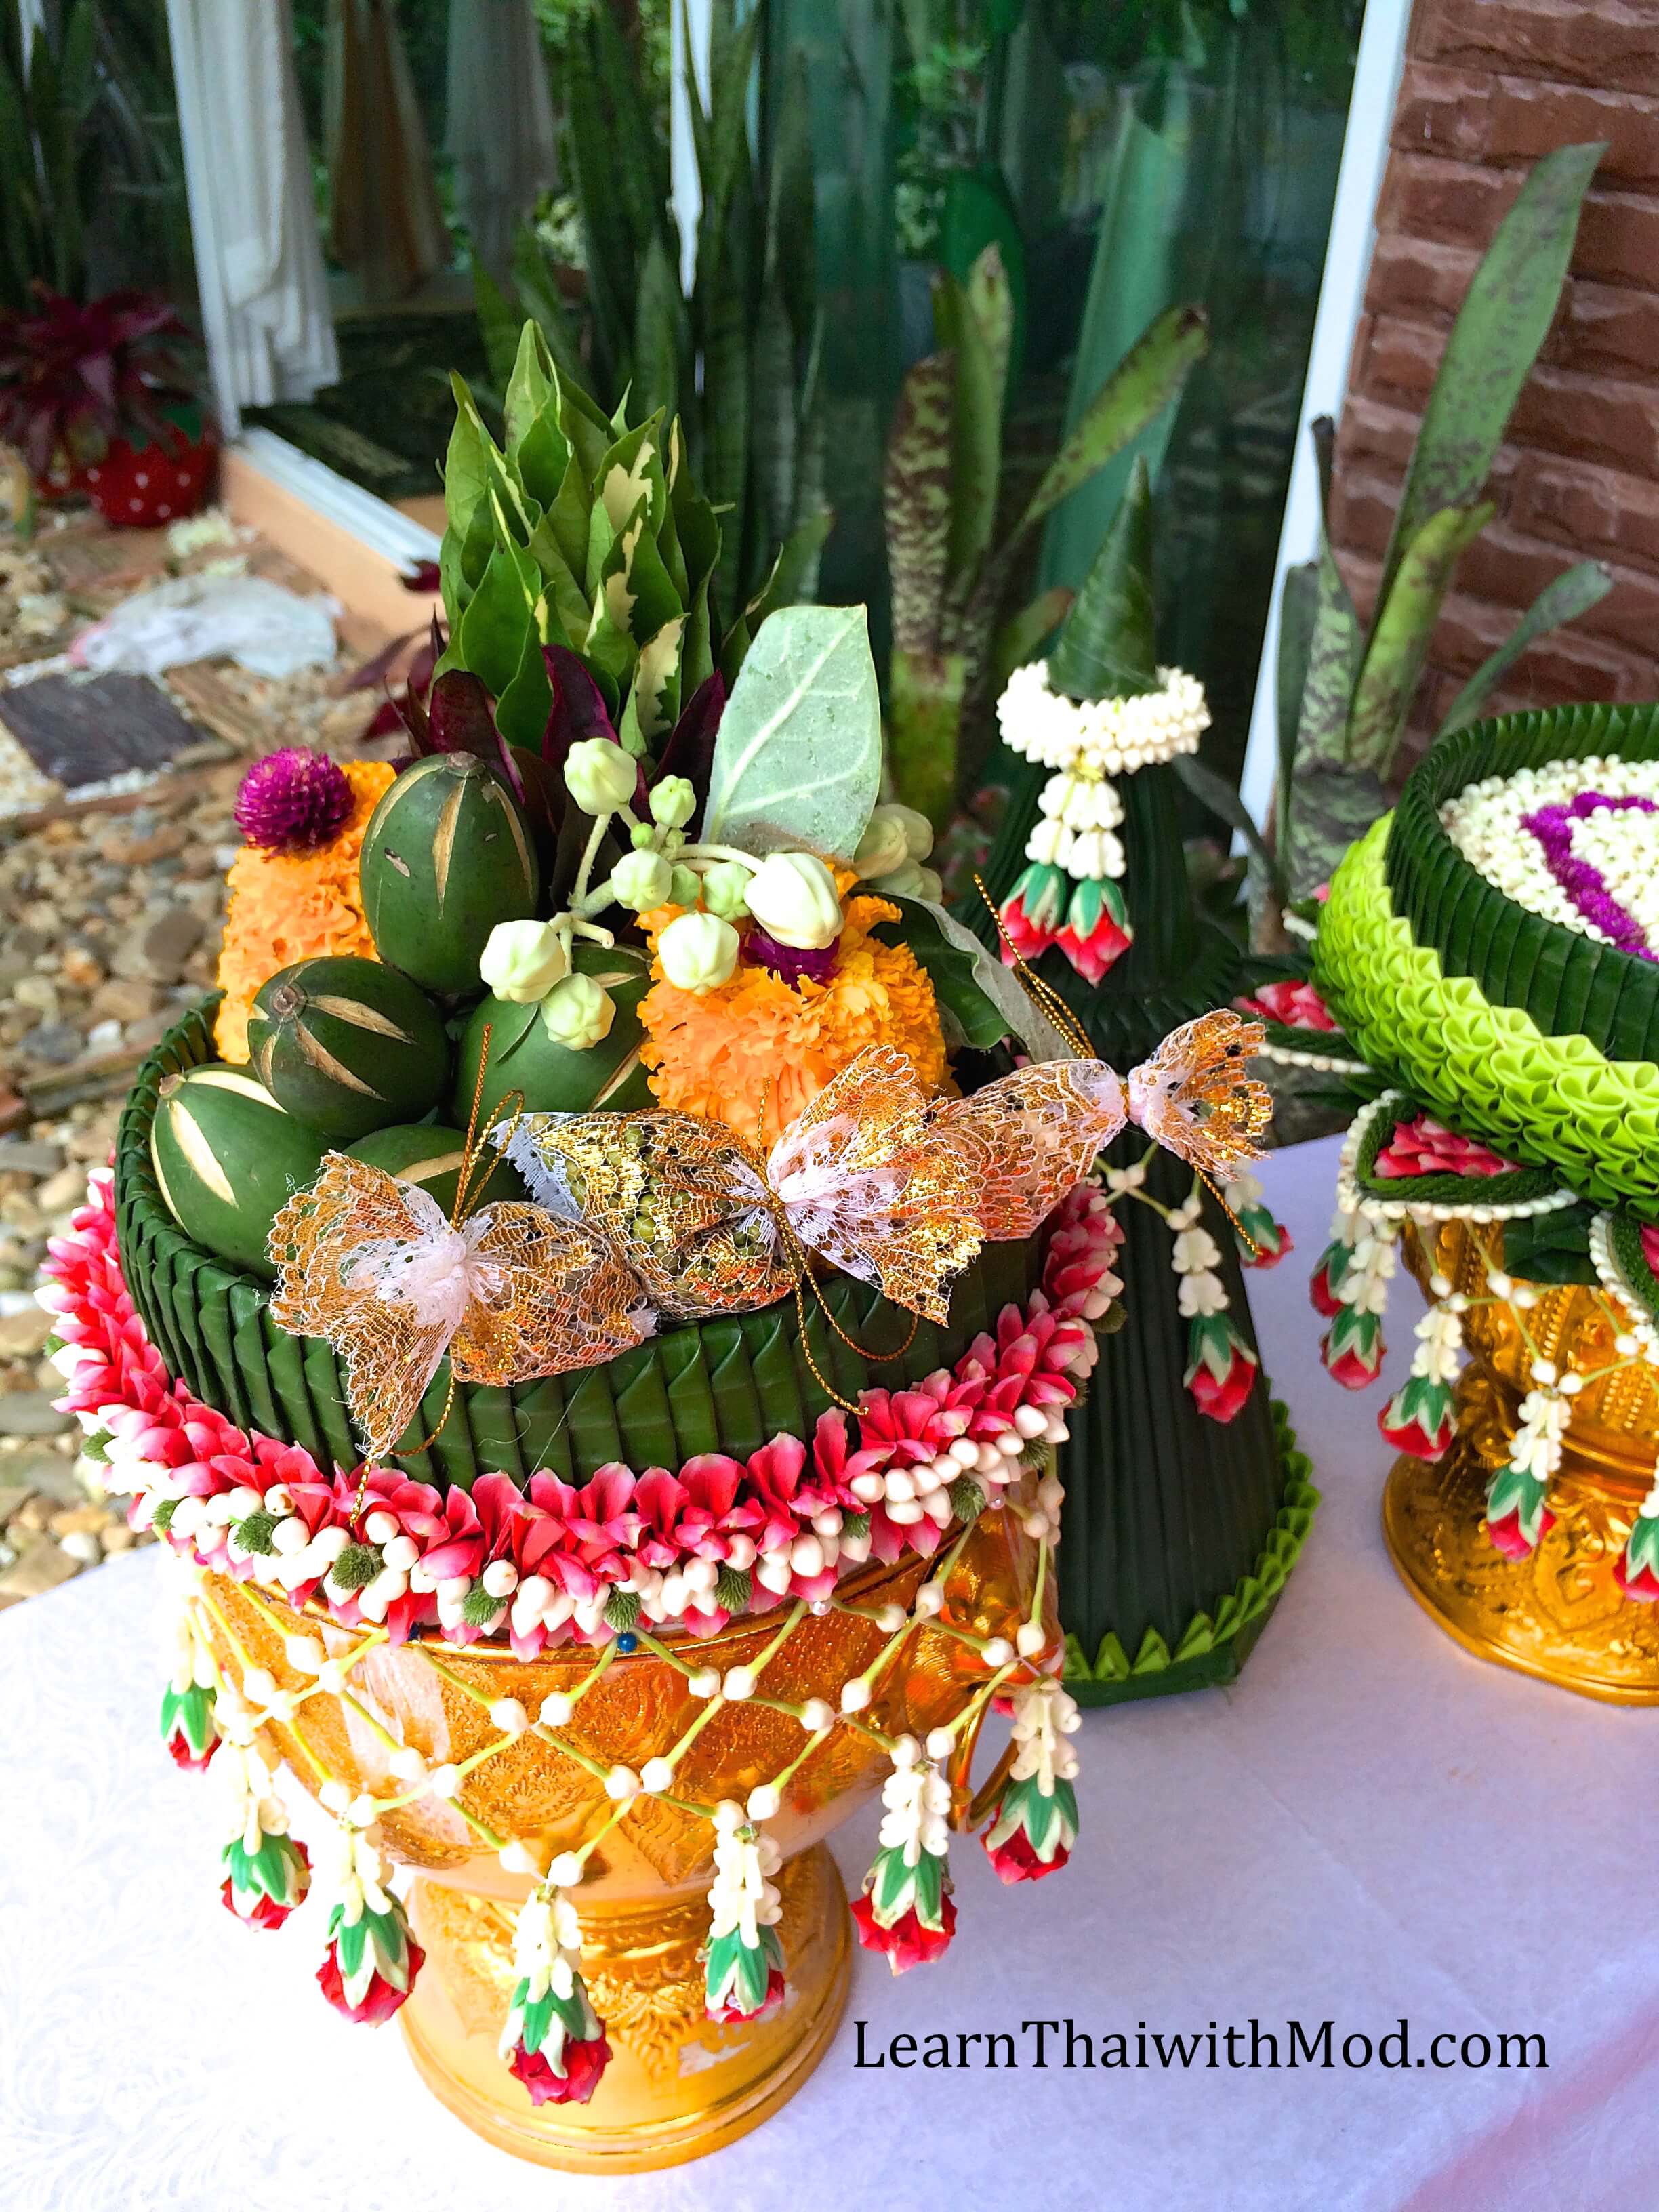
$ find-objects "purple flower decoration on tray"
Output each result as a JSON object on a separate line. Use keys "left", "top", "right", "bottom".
{"left": 234, "top": 748, "right": 354, "bottom": 853}
{"left": 1522, "top": 791, "right": 1659, "bottom": 963}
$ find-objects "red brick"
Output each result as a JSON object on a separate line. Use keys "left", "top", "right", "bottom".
{"left": 1487, "top": 79, "right": 1659, "bottom": 184}
{"left": 1364, "top": 234, "right": 1480, "bottom": 324}
{"left": 1563, "top": 281, "right": 1659, "bottom": 378}
{"left": 1510, "top": 366, "right": 1659, "bottom": 476}
{"left": 1416, "top": 0, "right": 1659, "bottom": 99}
{"left": 1333, "top": 394, "right": 1420, "bottom": 476}
{"left": 1328, "top": 471, "right": 1397, "bottom": 561}
{"left": 1455, "top": 524, "right": 1659, "bottom": 653}
{"left": 1392, "top": 63, "right": 1493, "bottom": 161}
{"left": 1378, "top": 151, "right": 1519, "bottom": 251}
{"left": 1511, "top": 452, "right": 1659, "bottom": 567}
{"left": 1572, "top": 189, "right": 1659, "bottom": 290}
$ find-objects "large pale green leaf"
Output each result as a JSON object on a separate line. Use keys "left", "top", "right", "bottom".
{"left": 1374, "top": 142, "right": 1602, "bottom": 615}
{"left": 1434, "top": 559, "right": 1613, "bottom": 740}
{"left": 883, "top": 351, "right": 956, "bottom": 659}
{"left": 1347, "top": 501, "right": 1494, "bottom": 775}
{"left": 701, "top": 605, "right": 881, "bottom": 860}
{"left": 1015, "top": 303, "right": 1208, "bottom": 538}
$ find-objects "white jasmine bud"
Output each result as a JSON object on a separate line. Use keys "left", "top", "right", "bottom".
{"left": 743, "top": 851, "right": 843, "bottom": 949}
{"left": 479, "top": 918, "right": 569, "bottom": 1003}
{"left": 539, "top": 973, "right": 615, "bottom": 1049}
{"left": 658, "top": 909, "right": 740, "bottom": 991}
{"left": 563, "top": 737, "right": 636, "bottom": 815}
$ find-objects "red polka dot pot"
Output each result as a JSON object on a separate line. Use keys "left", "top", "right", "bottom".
{"left": 80, "top": 420, "right": 218, "bottom": 529}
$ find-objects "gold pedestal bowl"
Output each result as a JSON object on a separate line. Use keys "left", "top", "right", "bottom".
{"left": 199, "top": 1500, "right": 1051, "bottom": 2171}
{"left": 1383, "top": 1221, "right": 1659, "bottom": 1703}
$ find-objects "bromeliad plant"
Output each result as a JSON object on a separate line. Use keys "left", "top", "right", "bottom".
{"left": 478, "top": 0, "right": 827, "bottom": 623}
{"left": 0, "top": 286, "right": 199, "bottom": 481}
{"left": 882, "top": 241, "right": 1206, "bottom": 827}
{"left": 1271, "top": 142, "right": 1613, "bottom": 909}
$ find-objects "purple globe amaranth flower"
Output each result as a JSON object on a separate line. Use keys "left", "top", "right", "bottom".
{"left": 743, "top": 926, "right": 839, "bottom": 987}
{"left": 234, "top": 747, "right": 354, "bottom": 853}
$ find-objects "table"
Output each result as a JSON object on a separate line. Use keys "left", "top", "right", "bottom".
{"left": 3, "top": 1136, "right": 1655, "bottom": 2212}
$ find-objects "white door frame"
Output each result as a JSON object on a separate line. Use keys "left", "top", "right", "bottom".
{"left": 1236, "top": 0, "right": 1415, "bottom": 832}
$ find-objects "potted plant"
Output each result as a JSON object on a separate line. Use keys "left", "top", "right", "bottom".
{"left": 0, "top": 285, "right": 215, "bottom": 527}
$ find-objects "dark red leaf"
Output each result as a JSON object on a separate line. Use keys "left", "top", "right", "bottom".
{"left": 653, "top": 670, "right": 726, "bottom": 804}
{"left": 541, "top": 644, "right": 617, "bottom": 783}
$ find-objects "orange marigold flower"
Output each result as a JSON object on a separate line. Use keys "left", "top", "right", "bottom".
{"left": 213, "top": 758, "right": 395, "bottom": 1062}
{"left": 639, "top": 894, "right": 947, "bottom": 1145}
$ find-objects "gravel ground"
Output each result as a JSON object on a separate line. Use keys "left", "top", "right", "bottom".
{"left": 0, "top": 507, "right": 396, "bottom": 1607}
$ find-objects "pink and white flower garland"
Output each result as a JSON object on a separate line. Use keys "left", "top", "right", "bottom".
{"left": 39, "top": 1170, "right": 1122, "bottom": 1645}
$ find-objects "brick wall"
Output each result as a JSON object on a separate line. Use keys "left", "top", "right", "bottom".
{"left": 1330, "top": 0, "right": 1659, "bottom": 749}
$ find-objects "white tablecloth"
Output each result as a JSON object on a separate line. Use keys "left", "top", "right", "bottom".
{"left": 3, "top": 1138, "right": 1655, "bottom": 2212}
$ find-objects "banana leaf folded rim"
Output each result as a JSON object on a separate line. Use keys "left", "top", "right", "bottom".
{"left": 1385, "top": 701, "right": 1659, "bottom": 1065}
{"left": 113, "top": 1002, "right": 1041, "bottom": 1490}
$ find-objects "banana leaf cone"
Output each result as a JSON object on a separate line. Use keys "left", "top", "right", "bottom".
{"left": 972, "top": 461, "right": 1317, "bottom": 1704}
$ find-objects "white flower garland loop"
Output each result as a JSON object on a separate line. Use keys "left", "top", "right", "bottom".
{"left": 997, "top": 659, "right": 1210, "bottom": 884}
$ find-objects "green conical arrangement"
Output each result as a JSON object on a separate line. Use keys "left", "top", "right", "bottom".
{"left": 975, "top": 461, "right": 1317, "bottom": 1705}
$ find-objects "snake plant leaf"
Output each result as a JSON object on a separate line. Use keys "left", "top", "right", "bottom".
{"left": 1014, "top": 302, "right": 1208, "bottom": 540}
{"left": 1374, "top": 141, "right": 1603, "bottom": 615}
{"left": 632, "top": 231, "right": 683, "bottom": 428}
{"left": 1284, "top": 760, "right": 1388, "bottom": 902}
{"left": 764, "top": 45, "right": 816, "bottom": 347}
{"left": 702, "top": 604, "right": 881, "bottom": 860}
{"left": 991, "top": 584, "right": 1073, "bottom": 690}
{"left": 1292, "top": 516, "right": 1361, "bottom": 773}
{"left": 1347, "top": 500, "right": 1494, "bottom": 775}
{"left": 742, "top": 508, "right": 836, "bottom": 636}
{"left": 1433, "top": 559, "right": 1613, "bottom": 741}
{"left": 872, "top": 893, "right": 1070, "bottom": 1060}
{"left": 933, "top": 251, "right": 1007, "bottom": 602}
{"left": 884, "top": 351, "right": 956, "bottom": 659}
{"left": 1048, "top": 455, "right": 1158, "bottom": 701}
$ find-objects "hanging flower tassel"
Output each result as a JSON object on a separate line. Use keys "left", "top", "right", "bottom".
{"left": 1616, "top": 1473, "right": 1659, "bottom": 1601}
{"left": 1184, "top": 1312, "right": 1258, "bottom": 1422}
{"left": 1483, "top": 1385, "right": 1568, "bottom": 1561}
{"left": 161, "top": 1679, "right": 218, "bottom": 1772}
{"left": 703, "top": 1803, "right": 786, "bottom": 2024}
{"left": 1378, "top": 1304, "right": 1462, "bottom": 1460}
{"left": 500, "top": 1886, "right": 611, "bottom": 2105}
{"left": 1319, "top": 1227, "right": 1393, "bottom": 1388}
{"left": 205, "top": 1675, "right": 312, "bottom": 1928}
{"left": 851, "top": 1738, "right": 956, "bottom": 1973}
{"left": 982, "top": 1679, "right": 1081, "bottom": 1884}
{"left": 1309, "top": 1208, "right": 1358, "bottom": 1317}
{"left": 1225, "top": 1168, "right": 1292, "bottom": 1269}
{"left": 160, "top": 1576, "right": 219, "bottom": 1771}
{"left": 316, "top": 1822, "right": 424, "bottom": 2024}
{"left": 222, "top": 1826, "right": 311, "bottom": 1931}
{"left": 1168, "top": 1191, "right": 1258, "bottom": 1423}
{"left": 997, "top": 860, "right": 1069, "bottom": 966}
{"left": 1055, "top": 876, "right": 1132, "bottom": 983}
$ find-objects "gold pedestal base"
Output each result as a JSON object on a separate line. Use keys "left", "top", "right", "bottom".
{"left": 1382, "top": 1437, "right": 1659, "bottom": 1706}
{"left": 400, "top": 1842, "right": 851, "bottom": 2173}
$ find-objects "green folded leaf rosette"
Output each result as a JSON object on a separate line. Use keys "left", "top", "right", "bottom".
{"left": 115, "top": 1004, "right": 1039, "bottom": 1489}
{"left": 1316, "top": 805, "right": 1659, "bottom": 1217}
